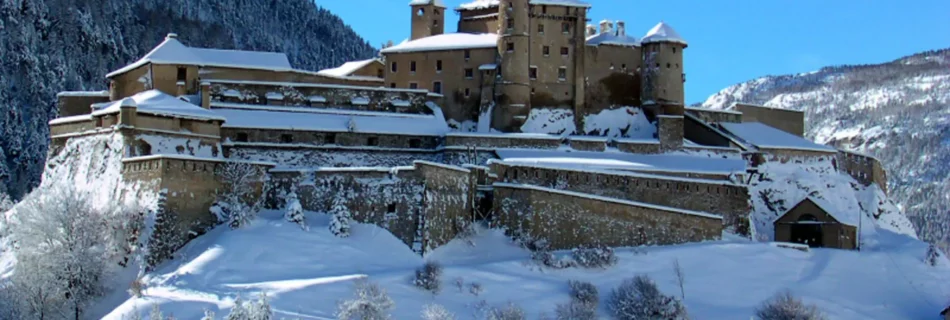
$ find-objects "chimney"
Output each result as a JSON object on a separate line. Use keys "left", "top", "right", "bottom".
{"left": 200, "top": 81, "right": 211, "bottom": 109}
{"left": 599, "top": 20, "right": 613, "bottom": 35}
{"left": 616, "top": 21, "right": 626, "bottom": 36}
{"left": 166, "top": 33, "right": 178, "bottom": 40}
{"left": 118, "top": 98, "right": 137, "bottom": 127}
{"left": 176, "top": 81, "right": 186, "bottom": 97}
{"left": 586, "top": 24, "right": 597, "bottom": 37}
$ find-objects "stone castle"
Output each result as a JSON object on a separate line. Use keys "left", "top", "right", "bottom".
{"left": 49, "top": 0, "right": 888, "bottom": 255}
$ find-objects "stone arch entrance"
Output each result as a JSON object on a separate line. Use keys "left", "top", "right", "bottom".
{"left": 790, "top": 214, "right": 823, "bottom": 247}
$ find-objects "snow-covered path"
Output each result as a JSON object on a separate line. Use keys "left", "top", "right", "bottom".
{"left": 101, "top": 211, "right": 950, "bottom": 320}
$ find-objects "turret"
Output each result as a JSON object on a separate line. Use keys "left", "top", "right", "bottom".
{"left": 410, "top": 0, "right": 445, "bottom": 40}
{"left": 640, "top": 22, "right": 687, "bottom": 115}
{"left": 493, "top": 0, "right": 531, "bottom": 132}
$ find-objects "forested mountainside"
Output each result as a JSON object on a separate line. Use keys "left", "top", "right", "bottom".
{"left": 701, "top": 48, "right": 950, "bottom": 251}
{"left": 0, "top": 0, "right": 377, "bottom": 199}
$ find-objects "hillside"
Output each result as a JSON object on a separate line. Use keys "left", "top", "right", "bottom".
{"left": 0, "top": 0, "right": 377, "bottom": 200}
{"left": 701, "top": 49, "right": 950, "bottom": 251}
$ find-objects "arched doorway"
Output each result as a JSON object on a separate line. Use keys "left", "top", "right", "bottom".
{"left": 790, "top": 214, "right": 823, "bottom": 247}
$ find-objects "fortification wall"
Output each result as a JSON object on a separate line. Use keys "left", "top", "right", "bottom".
{"left": 494, "top": 183, "right": 722, "bottom": 250}
{"left": 685, "top": 107, "right": 742, "bottom": 123}
{"left": 836, "top": 150, "right": 888, "bottom": 193}
{"left": 208, "top": 80, "right": 433, "bottom": 115}
{"left": 445, "top": 133, "right": 562, "bottom": 149}
{"left": 759, "top": 148, "right": 837, "bottom": 164}
{"left": 491, "top": 162, "right": 750, "bottom": 235}
{"left": 221, "top": 128, "right": 442, "bottom": 150}
{"left": 417, "top": 162, "right": 475, "bottom": 251}
{"left": 50, "top": 119, "right": 97, "bottom": 137}
{"left": 57, "top": 93, "right": 110, "bottom": 117}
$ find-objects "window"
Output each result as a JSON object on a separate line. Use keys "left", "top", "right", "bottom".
{"left": 433, "top": 20, "right": 439, "bottom": 27}
{"left": 433, "top": 81, "right": 442, "bottom": 94}
{"left": 436, "top": 60, "right": 443, "bottom": 72}
{"left": 464, "top": 68, "right": 474, "bottom": 79}
{"left": 177, "top": 67, "right": 187, "bottom": 82}
{"left": 542, "top": 46, "right": 550, "bottom": 56}
{"left": 377, "top": 69, "right": 383, "bottom": 78}
{"left": 435, "top": 9, "right": 440, "bottom": 15}
{"left": 507, "top": 18, "right": 514, "bottom": 30}
{"left": 409, "top": 138, "right": 422, "bottom": 148}
{"left": 667, "top": 63, "right": 671, "bottom": 68}
{"left": 236, "top": 132, "right": 248, "bottom": 142}
{"left": 390, "top": 82, "right": 396, "bottom": 88}
{"left": 622, "top": 64, "right": 627, "bottom": 71}
{"left": 409, "top": 82, "right": 418, "bottom": 89}
{"left": 542, "top": 5, "right": 547, "bottom": 14}
{"left": 562, "top": 22, "right": 570, "bottom": 34}
{"left": 324, "top": 133, "right": 337, "bottom": 145}
{"left": 464, "top": 88, "right": 471, "bottom": 97}
{"left": 280, "top": 134, "right": 294, "bottom": 143}
{"left": 417, "top": 8, "right": 425, "bottom": 16}
{"left": 367, "top": 137, "right": 379, "bottom": 146}
{"left": 560, "top": 47, "right": 569, "bottom": 56}
{"left": 529, "top": 67, "right": 538, "bottom": 80}
{"left": 410, "top": 61, "right": 417, "bottom": 73}
{"left": 464, "top": 49, "right": 471, "bottom": 60}
{"left": 387, "top": 203, "right": 397, "bottom": 213}
{"left": 506, "top": 42, "right": 514, "bottom": 52}
{"left": 558, "top": 67, "right": 567, "bottom": 80}
{"left": 538, "top": 24, "right": 544, "bottom": 34}
{"left": 391, "top": 62, "right": 398, "bottom": 72}
{"left": 672, "top": 47, "right": 677, "bottom": 53}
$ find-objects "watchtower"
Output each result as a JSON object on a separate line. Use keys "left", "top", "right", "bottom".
{"left": 410, "top": 0, "right": 445, "bottom": 41}
{"left": 640, "top": 22, "right": 687, "bottom": 115}
{"left": 494, "top": 0, "right": 531, "bottom": 132}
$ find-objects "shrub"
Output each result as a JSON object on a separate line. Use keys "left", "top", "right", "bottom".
{"left": 469, "top": 282, "right": 483, "bottom": 296}
{"left": 329, "top": 196, "right": 351, "bottom": 238}
{"left": 413, "top": 261, "right": 443, "bottom": 293}
{"left": 925, "top": 244, "right": 942, "bottom": 266}
{"left": 284, "top": 191, "right": 307, "bottom": 231}
{"left": 128, "top": 276, "right": 146, "bottom": 298}
{"left": 421, "top": 303, "right": 456, "bottom": 320}
{"left": 607, "top": 275, "right": 687, "bottom": 320}
{"left": 571, "top": 246, "right": 617, "bottom": 269}
{"left": 454, "top": 277, "right": 465, "bottom": 292}
{"left": 337, "top": 279, "right": 394, "bottom": 320}
{"left": 555, "top": 300, "right": 597, "bottom": 320}
{"left": 568, "top": 280, "right": 599, "bottom": 307}
{"left": 754, "top": 291, "right": 826, "bottom": 320}
{"left": 487, "top": 303, "right": 525, "bottom": 320}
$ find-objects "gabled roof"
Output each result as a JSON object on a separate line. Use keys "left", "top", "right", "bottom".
{"left": 641, "top": 22, "right": 688, "bottom": 46}
{"left": 380, "top": 33, "right": 498, "bottom": 54}
{"left": 586, "top": 32, "right": 640, "bottom": 47}
{"left": 106, "top": 35, "right": 293, "bottom": 78}
{"left": 456, "top": 0, "right": 590, "bottom": 11}
{"left": 409, "top": 0, "right": 446, "bottom": 7}
{"left": 317, "top": 59, "right": 383, "bottom": 77}
{"left": 772, "top": 196, "right": 858, "bottom": 227}
{"left": 92, "top": 90, "right": 225, "bottom": 121}
{"left": 718, "top": 122, "right": 836, "bottom": 153}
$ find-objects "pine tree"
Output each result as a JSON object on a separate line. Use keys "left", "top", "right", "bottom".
{"left": 226, "top": 296, "right": 250, "bottom": 320}
{"left": 284, "top": 191, "right": 307, "bottom": 230}
{"left": 329, "top": 195, "right": 351, "bottom": 238}
{"left": 147, "top": 190, "right": 181, "bottom": 270}
{"left": 148, "top": 305, "right": 164, "bottom": 320}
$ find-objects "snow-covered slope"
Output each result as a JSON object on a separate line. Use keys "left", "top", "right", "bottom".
{"left": 102, "top": 211, "right": 949, "bottom": 319}
{"left": 702, "top": 48, "right": 950, "bottom": 251}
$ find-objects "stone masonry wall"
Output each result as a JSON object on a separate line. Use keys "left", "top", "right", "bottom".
{"left": 494, "top": 183, "right": 722, "bottom": 250}
{"left": 836, "top": 150, "right": 888, "bottom": 194}
{"left": 417, "top": 162, "right": 475, "bottom": 251}
{"left": 209, "top": 80, "right": 433, "bottom": 115}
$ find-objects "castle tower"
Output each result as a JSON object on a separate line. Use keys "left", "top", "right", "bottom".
{"left": 640, "top": 22, "right": 687, "bottom": 115}
{"left": 410, "top": 0, "right": 445, "bottom": 41}
{"left": 493, "top": 0, "right": 531, "bottom": 132}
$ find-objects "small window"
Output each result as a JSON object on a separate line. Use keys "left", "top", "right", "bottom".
{"left": 390, "top": 82, "right": 396, "bottom": 88}
{"left": 391, "top": 62, "right": 398, "bottom": 72}
{"left": 507, "top": 18, "right": 514, "bottom": 30}
{"left": 464, "top": 68, "right": 474, "bottom": 79}
{"left": 177, "top": 67, "right": 187, "bottom": 82}
{"left": 542, "top": 5, "right": 547, "bottom": 14}
{"left": 464, "top": 88, "right": 471, "bottom": 97}
{"left": 409, "top": 138, "right": 422, "bottom": 148}
{"left": 667, "top": 63, "right": 671, "bottom": 68}
{"left": 543, "top": 46, "right": 550, "bottom": 56}
{"left": 621, "top": 64, "right": 627, "bottom": 71}
{"left": 280, "top": 134, "right": 294, "bottom": 143}
{"left": 410, "top": 61, "right": 417, "bottom": 73}
{"left": 538, "top": 24, "right": 544, "bottom": 34}
{"left": 506, "top": 42, "right": 514, "bottom": 52}
{"left": 433, "top": 20, "right": 439, "bottom": 27}
{"left": 417, "top": 8, "right": 425, "bottom": 16}
{"left": 367, "top": 137, "right": 379, "bottom": 146}
{"left": 436, "top": 60, "right": 443, "bottom": 72}
{"left": 377, "top": 69, "right": 384, "bottom": 78}
{"left": 464, "top": 49, "right": 471, "bottom": 60}
{"left": 562, "top": 22, "right": 570, "bottom": 34}
{"left": 529, "top": 67, "right": 538, "bottom": 80}
{"left": 558, "top": 67, "right": 567, "bottom": 80}
{"left": 560, "top": 47, "right": 569, "bottom": 56}
{"left": 433, "top": 81, "right": 442, "bottom": 94}
{"left": 324, "top": 133, "right": 337, "bottom": 145}
{"left": 435, "top": 9, "right": 440, "bottom": 15}
{"left": 409, "top": 82, "right": 418, "bottom": 89}
{"left": 672, "top": 47, "right": 677, "bottom": 53}
{"left": 387, "top": 203, "right": 396, "bottom": 213}
{"left": 236, "top": 132, "right": 249, "bottom": 142}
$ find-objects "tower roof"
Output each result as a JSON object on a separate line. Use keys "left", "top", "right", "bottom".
{"left": 456, "top": 0, "right": 590, "bottom": 11}
{"left": 409, "top": 0, "right": 446, "bottom": 7}
{"left": 641, "top": 22, "right": 688, "bottom": 46}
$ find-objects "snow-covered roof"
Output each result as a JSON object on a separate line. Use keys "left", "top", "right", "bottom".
{"left": 106, "top": 35, "right": 293, "bottom": 78}
{"left": 719, "top": 122, "right": 836, "bottom": 153}
{"left": 380, "top": 33, "right": 498, "bottom": 54}
{"left": 317, "top": 59, "right": 382, "bottom": 77}
{"left": 586, "top": 32, "right": 640, "bottom": 47}
{"left": 91, "top": 90, "right": 225, "bottom": 121}
{"left": 457, "top": 0, "right": 590, "bottom": 10}
{"left": 479, "top": 64, "right": 498, "bottom": 70}
{"left": 56, "top": 90, "right": 110, "bottom": 97}
{"left": 774, "top": 197, "right": 858, "bottom": 227}
{"left": 495, "top": 149, "right": 747, "bottom": 175}
{"left": 641, "top": 22, "right": 687, "bottom": 46}
{"left": 409, "top": 0, "right": 446, "bottom": 7}
{"left": 214, "top": 107, "right": 449, "bottom": 136}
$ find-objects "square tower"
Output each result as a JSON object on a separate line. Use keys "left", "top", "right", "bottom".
{"left": 410, "top": 0, "right": 446, "bottom": 40}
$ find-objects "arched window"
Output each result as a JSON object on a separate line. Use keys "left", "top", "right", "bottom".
{"left": 417, "top": 8, "right": 425, "bottom": 16}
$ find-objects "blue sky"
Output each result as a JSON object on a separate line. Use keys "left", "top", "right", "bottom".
{"left": 317, "top": 0, "right": 950, "bottom": 104}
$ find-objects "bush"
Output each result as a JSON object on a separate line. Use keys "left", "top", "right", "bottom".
{"left": 337, "top": 279, "right": 394, "bottom": 320}
{"left": 469, "top": 282, "right": 483, "bottom": 296}
{"left": 413, "top": 261, "right": 443, "bottom": 293}
{"left": 555, "top": 300, "right": 597, "bottom": 320}
{"left": 128, "top": 276, "right": 146, "bottom": 298}
{"left": 754, "top": 291, "right": 826, "bottom": 320}
{"left": 487, "top": 303, "right": 525, "bottom": 320}
{"left": 607, "top": 275, "right": 687, "bottom": 320}
{"left": 568, "top": 280, "right": 599, "bottom": 306}
{"left": 572, "top": 246, "right": 617, "bottom": 269}
{"left": 284, "top": 191, "right": 307, "bottom": 231}
{"left": 925, "top": 244, "right": 942, "bottom": 266}
{"left": 421, "top": 303, "right": 456, "bottom": 320}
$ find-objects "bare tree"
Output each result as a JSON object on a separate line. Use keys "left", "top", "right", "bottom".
{"left": 673, "top": 259, "right": 685, "bottom": 301}
{"left": 216, "top": 162, "right": 267, "bottom": 228}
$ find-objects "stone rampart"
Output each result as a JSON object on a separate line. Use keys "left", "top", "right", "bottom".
{"left": 836, "top": 150, "right": 888, "bottom": 193}
{"left": 208, "top": 80, "right": 434, "bottom": 115}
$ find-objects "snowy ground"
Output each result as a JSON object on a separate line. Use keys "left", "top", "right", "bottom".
{"left": 101, "top": 211, "right": 950, "bottom": 320}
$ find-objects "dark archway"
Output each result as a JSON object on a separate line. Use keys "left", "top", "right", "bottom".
{"left": 790, "top": 214, "right": 823, "bottom": 247}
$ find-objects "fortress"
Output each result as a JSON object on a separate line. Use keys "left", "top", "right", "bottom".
{"left": 49, "top": 0, "right": 887, "bottom": 256}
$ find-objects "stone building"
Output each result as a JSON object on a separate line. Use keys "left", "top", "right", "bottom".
{"left": 773, "top": 197, "right": 858, "bottom": 250}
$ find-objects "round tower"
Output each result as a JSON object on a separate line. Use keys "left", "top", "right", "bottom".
{"left": 410, "top": 0, "right": 445, "bottom": 41}
{"left": 640, "top": 22, "right": 687, "bottom": 115}
{"left": 493, "top": 0, "right": 531, "bottom": 132}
